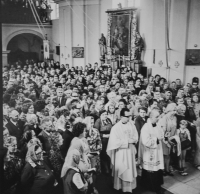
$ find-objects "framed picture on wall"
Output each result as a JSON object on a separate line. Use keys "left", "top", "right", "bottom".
{"left": 72, "top": 47, "right": 84, "bottom": 58}
{"left": 185, "top": 49, "right": 200, "bottom": 66}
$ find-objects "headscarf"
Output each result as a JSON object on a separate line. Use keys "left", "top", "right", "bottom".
{"left": 3, "top": 136, "right": 17, "bottom": 161}
{"left": 27, "top": 137, "right": 42, "bottom": 148}
{"left": 61, "top": 149, "right": 81, "bottom": 178}
{"left": 25, "top": 144, "right": 43, "bottom": 168}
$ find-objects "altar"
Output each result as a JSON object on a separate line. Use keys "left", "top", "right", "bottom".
{"left": 99, "top": 7, "right": 144, "bottom": 74}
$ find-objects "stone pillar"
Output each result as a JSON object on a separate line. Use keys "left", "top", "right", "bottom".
{"left": 2, "top": 50, "right": 10, "bottom": 67}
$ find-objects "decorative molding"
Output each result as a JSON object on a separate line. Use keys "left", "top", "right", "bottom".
{"left": 106, "top": 7, "right": 137, "bottom": 13}
{"left": 54, "top": 0, "right": 100, "bottom": 6}
{"left": 2, "top": 23, "right": 52, "bottom": 28}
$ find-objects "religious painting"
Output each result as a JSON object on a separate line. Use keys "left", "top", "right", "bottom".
{"left": 185, "top": 49, "right": 200, "bottom": 66}
{"left": 72, "top": 47, "right": 84, "bottom": 58}
{"left": 106, "top": 8, "right": 142, "bottom": 61}
{"left": 110, "top": 14, "right": 130, "bottom": 56}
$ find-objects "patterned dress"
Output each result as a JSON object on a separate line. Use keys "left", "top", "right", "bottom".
{"left": 85, "top": 128, "right": 102, "bottom": 174}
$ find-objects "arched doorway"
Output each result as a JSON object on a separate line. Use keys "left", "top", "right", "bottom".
{"left": 7, "top": 33, "right": 43, "bottom": 65}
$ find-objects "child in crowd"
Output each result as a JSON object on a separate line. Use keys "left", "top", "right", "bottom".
{"left": 176, "top": 120, "right": 191, "bottom": 176}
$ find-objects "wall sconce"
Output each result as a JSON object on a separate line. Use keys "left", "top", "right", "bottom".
{"left": 158, "top": 60, "right": 163, "bottom": 67}
{"left": 174, "top": 61, "right": 180, "bottom": 68}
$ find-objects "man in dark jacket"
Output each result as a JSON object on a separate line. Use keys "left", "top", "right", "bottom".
{"left": 53, "top": 88, "right": 67, "bottom": 108}
{"left": 60, "top": 126, "right": 74, "bottom": 158}
{"left": 6, "top": 110, "right": 24, "bottom": 148}
{"left": 38, "top": 118, "right": 53, "bottom": 155}
{"left": 135, "top": 107, "right": 148, "bottom": 138}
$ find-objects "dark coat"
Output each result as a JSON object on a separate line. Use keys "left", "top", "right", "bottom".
{"left": 53, "top": 96, "right": 67, "bottom": 108}
{"left": 24, "top": 124, "right": 42, "bottom": 137}
{"left": 6, "top": 121, "right": 24, "bottom": 148}
{"left": 20, "top": 161, "right": 55, "bottom": 194}
{"left": 37, "top": 131, "right": 51, "bottom": 155}
{"left": 60, "top": 129, "right": 74, "bottom": 158}
{"left": 135, "top": 115, "right": 148, "bottom": 136}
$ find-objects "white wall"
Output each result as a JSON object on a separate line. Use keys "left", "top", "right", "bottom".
{"left": 52, "top": 19, "right": 60, "bottom": 62}
{"left": 138, "top": 0, "right": 200, "bottom": 84}
{"left": 58, "top": 0, "right": 113, "bottom": 68}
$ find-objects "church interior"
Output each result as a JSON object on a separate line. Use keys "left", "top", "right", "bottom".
{"left": 2, "top": 0, "right": 200, "bottom": 83}
{"left": 1, "top": 0, "right": 200, "bottom": 194}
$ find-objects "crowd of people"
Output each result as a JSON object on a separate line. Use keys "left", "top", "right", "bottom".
{"left": 2, "top": 59, "right": 200, "bottom": 194}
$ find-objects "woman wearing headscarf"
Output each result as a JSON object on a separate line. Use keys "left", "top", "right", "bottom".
{"left": 3, "top": 135, "right": 24, "bottom": 194}
{"left": 20, "top": 145, "right": 56, "bottom": 194}
{"left": 20, "top": 130, "right": 42, "bottom": 159}
{"left": 61, "top": 149, "right": 88, "bottom": 194}
{"left": 159, "top": 103, "right": 181, "bottom": 176}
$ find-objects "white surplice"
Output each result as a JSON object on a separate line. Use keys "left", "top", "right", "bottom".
{"left": 107, "top": 120, "right": 138, "bottom": 192}
{"left": 138, "top": 119, "right": 164, "bottom": 171}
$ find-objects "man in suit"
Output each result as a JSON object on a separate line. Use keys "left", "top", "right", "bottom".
{"left": 135, "top": 107, "right": 148, "bottom": 137}
{"left": 37, "top": 118, "right": 53, "bottom": 155}
{"left": 6, "top": 110, "right": 24, "bottom": 148}
{"left": 53, "top": 88, "right": 67, "bottom": 108}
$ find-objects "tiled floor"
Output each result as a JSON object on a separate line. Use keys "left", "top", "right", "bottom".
{"left": 162, "top": 162, "right": 200, "bottom": 194}
{"left": 95, "top": 162, "right": 200, "bottom": 194}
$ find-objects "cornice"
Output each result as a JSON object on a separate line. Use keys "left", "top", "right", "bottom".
{"left": 2, "top": 23, "right": 52, "bottom": 28}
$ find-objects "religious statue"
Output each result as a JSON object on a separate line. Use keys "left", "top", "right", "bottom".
{"left": 99, "top": 33, "right": 107, "bottom": 59}
{"left": 133, "top": 31, "right": 144, "bottom": 60}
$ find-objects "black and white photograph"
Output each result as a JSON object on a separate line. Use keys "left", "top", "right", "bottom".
{"left": 1, "top": 1, "right": 200, "bottom": 194}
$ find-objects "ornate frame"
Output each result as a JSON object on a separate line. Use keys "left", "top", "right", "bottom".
{"left": 106, "top": 7, "right": 137, "bottom": 61}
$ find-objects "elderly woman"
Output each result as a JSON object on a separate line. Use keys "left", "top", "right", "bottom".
{"left": 94, "top": 110, "right": 112, "bottom": 174}
{"left": 61, "top": 149, "right": 88, "bottom": 194}
{"left": 21, "top": 145, "right": 56, "bottom": 194}
{"left": 24, "top": 114, "right": 41, "bottom": 136}
{"left": 159, "top": 103, "right": 180, "bottom": 176}
{"left": 3, "top": 135, "right": 24, "bottom": 194}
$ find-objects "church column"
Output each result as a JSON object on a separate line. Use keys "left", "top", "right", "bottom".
{"left": 2, "top": 50, "right": 10, "bottom": 67}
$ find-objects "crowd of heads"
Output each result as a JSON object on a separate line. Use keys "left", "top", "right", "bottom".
{"left": 2, "top": 58, "right": 200, "bottom": 193}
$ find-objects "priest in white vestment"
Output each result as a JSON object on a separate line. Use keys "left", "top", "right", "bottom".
{"left": 138, "top": 108, "right": 164, "bottom": 194}
{"left": 107, "top": 108, "right": 138, "bottom": 193}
